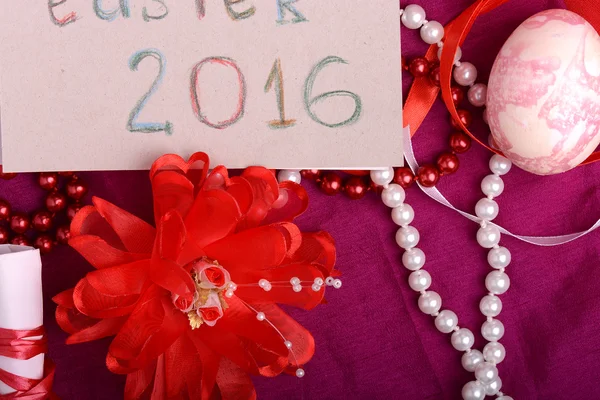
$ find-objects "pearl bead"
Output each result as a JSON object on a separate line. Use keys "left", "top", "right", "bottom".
{"left": 256, "top": 312, "right": 266, "bottom": 321}
{"left": 408, "top": 270, "right": 432, "bottom": 292}
{"left": 396, "top": 226, "right": 420, "bottom": 249}
{"left": 381, "top": 184, "right": 406, "bottom": 208}
{"left": 453, "top": 62, "right": 477, "bottom": 86}
{"left": 311, "top": 283, "right": 321, "bottom": 292}
{"left": 333, "top": 279, "right": 342, "bottom": 289}
{"left": 481, "top": 174, "right": 505, "bottom": 197}
{"left": 295, "top": 368, "right": 305, "bottom": 378}
{"left": 277, "top": 170, "right": 301, "bottom": 184}
{"left": 483, "top": 341, "right": 506, "bottom": 364}
{"left": 292, "top": 285, "right": 302, "bottom": 293}
{"left": 475, "top": 361, "right": 498, "bottom": 384}
{"left": 314, "top": 277, "right": 324, "bottom": 286}
{"left": 401, "top": 4, "right": 426, "bottom": 29}
{"left": 461, "top": 381, "right": 485, "bottom": 400}
{"left": 284, "top": 340, "right": 293, "bottom": 349}
{"left": 402, "top": 248, "right": 426, "bottom": 271}
{"left": 482, "top": 319, "right": 505, "bottom": 341}
{"left": 417, "top": 291, "right": 442, "bottom": 315}
{"left": 485, "top": 271, "right": 510, "bottom": 295}
{"left": 451, "top": 328, "right": 475, "bottom": 351}
{"left": 475, "top": 198, "right": 499, "bottom": 221}
{"left": 225, "top": 289, "right": 234, "bottom": 298}
{"left": 370, "top": 168, "right": 394, "bottom": 186}
{"left": 391, "top": 204, "right": 415, "bottom": 226}
{"left": 434, "top": 310, "right": 458, "bottom": 333}
{"left": 479, "top": 295, "right": 503, "bottom": 317}
{"left": 489, "top": 155, "right": 512, "bottom": 175}
{"left": 259, "top": 279, "right": 269, "bottom": 288}
{"left": 461, "top": 349, "right": 484, "bottom": 372}
{"left": 467, "top": 83, "right": 487, "bottom": 107}
{"left": 485, "top": 377, "right": 502, "bottom": 396}
{"left": 476, "top": 225, "right": 501, "bottom": 248}
{"left": 488, "top": 247, "right": 511, "bottom": 269}
{"left": 437, "top": 45, "right": 462, "bottom": 65}
{"left": 290, "top": 277, "right": 300, "bottom": 286}
{"left": 420, "top": 21, "right": 445, "bottom": 44}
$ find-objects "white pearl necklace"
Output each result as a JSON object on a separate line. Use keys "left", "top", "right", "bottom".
{"left": 371, "top": 153, "right": 514, "bottom": 400}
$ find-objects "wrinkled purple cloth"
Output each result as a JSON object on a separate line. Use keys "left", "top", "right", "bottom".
{"left": 1, "top": 0, "right": 599, "bottom": 399}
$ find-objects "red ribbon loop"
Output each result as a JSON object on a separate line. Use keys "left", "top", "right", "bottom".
{"left": 0, "top": 327, "right": 54, "bottom": 399}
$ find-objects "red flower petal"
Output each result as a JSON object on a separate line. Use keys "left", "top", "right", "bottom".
{"left": 217, "top": 297, "right": 288, "bottom": 357}
{"left": 69, "top": 235, "right": 148, "bottom": 270}
{"left": 261, "top": 181, "right": 309, "bottom": 225}
{"left": 204, "top": 225, "right": 288, "bottom": 275}
{"left": 109, "top": 285, "right": 188, "bottom": 371}
{"left": 288, "top": 231, "right": 337, "bottom": 274}
{"left": 124, "top": 360, "right": 156, "bottom": 400}
{"left": 150, "top": 211, "right": 195, "bottom": 297}
{"left": 189, "top": 326, "right": 259, "bottom": 376}
{"left": 85, "top": 260, "right": 149, "bottom": 297}
{"left": 184, "top": 189, "right": 241, "bottom": 249}
{"left": 73, "top": 277, "right": 139, "bottom": 319}
{"left": 236, "top": 167, "right": 279, "bottom": 230}
{"left": 151, "top": 171, "right": 195, "bottom": 225}
{"left": 253, "top": 304, "right": 315, "bottom": 374}
{"left": 216, "top": 357, "right": 257, "bottom": 400}
{"left": 66, "top": 316, "right": 128, "bottom": 345}
{"left": 235, "top": 263, "right": 326, "bottom": 310}
{"left": 93, "top": 197, "right": 156, "bottom": 254}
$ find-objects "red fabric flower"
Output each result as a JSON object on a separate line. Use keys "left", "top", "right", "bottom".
{"left": 53, "top": 153, "right": 337, "bottom": 400}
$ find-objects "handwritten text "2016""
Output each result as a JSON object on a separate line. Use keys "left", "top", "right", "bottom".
{"left": 127, "top": 50, "right": 362, "bottom": 135}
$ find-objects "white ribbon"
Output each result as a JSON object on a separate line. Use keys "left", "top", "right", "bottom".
{"left": 402, "top": 127, "right": 600, "bottom": 246}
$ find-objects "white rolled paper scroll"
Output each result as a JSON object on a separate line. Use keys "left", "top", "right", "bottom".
{"left": 0, "top": 245, "right": 44, "bottom": 394}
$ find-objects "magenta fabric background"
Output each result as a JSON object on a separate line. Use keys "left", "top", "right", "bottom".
{"left": 1, "top": 0, "right": 599, "bottom": 398}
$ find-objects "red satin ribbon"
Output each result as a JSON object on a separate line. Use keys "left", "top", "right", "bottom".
{"left": 405, "top": 0, "right": 600, "bottom": 165}
{"left": 0, "top": 328, "right": 54, "bottom": 400}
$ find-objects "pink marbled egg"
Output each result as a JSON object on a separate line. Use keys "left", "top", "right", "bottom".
{"left": 487, "top": 9, "right": 600, "bottom": 175}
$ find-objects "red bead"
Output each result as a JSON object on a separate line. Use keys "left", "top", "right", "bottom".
{"left": 46, "top": 191, "right": 67, "bottom": 213}
{"left": 417, "top": 164, "right": 440, "bottom": 188}
{"left": 429, "top": 66, "right": 441, "bottom": 87}
{"left": 436, "top": 153, "right": 460, "bottom": 175}
{"left": 319, "top": 172, "right": 343, "bottom": 196}
{"left": 394, "top": 167, "right": 415, "bottom": 189}
{"left": 409, "top": 57, "right": 430, "bottom": 78}
{"left": 0, "top": 226, "right": 9, "bottom": 244}
{"left": 0, "top": 166, "right": 17, "bottom": 180}
{"left": 0, "top": 199, "right": 11, "bottom": 221}
{"left": 34, "top": 235, "right": 54, "bottom": 254}
{"left": 343, "top": 177, "right": 368, "bottom": 200}
{"left": 450, "top": 86, "right": 465, "bottom": 106}
{"left": 300, "top": 169, "right": 321, "bottom": 181}
{"left": 56, "top": 225, "right": 71, "bottom": 245}
{"left": 449, "top": 132, "right": 472, "bottom": 154}
{"left": 10, "top": 212, "right": 30, "bottom": 234}
{"left": 369, "top": 180, "right": 383, "bottom": 195}
{"left": 401, "top": 56, "right": 408, "bottom": 70}
{"left": 450, "top": 109, "right": 473, "bottom": 129}
{"left": 66, "top": 203, "right": 83, "bottom": 220}
{"left": 32, "top": 210, "right": 53, "bottom": 232}
{"left": 10, "top": 235, "right": 31, "bottom": 246}
{"left": 66, "top": 178, "right": 88, "bottom": 200}
{"left": 58, "top": 171, "right": 74, "bottom": 177}
{"left": 38, "top": 172, "right": 59, "bottom": 191}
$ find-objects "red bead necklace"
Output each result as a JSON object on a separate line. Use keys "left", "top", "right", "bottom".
{"left": 300, "top": 55, "right": 473, "bottom": 198}
{"left": 0, "top": 170, "right": 88, "bottom": 254}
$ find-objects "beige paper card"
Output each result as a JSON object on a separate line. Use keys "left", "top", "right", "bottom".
{"left": 0, "top": 1, "right": 402, "bottom": 172}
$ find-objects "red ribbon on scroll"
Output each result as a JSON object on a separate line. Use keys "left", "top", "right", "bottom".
{"left": 403, "top": 0, "right": 600, "bottom": 165}
{"left": 0, "top": 327, "right": 56, "bottom": 400}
